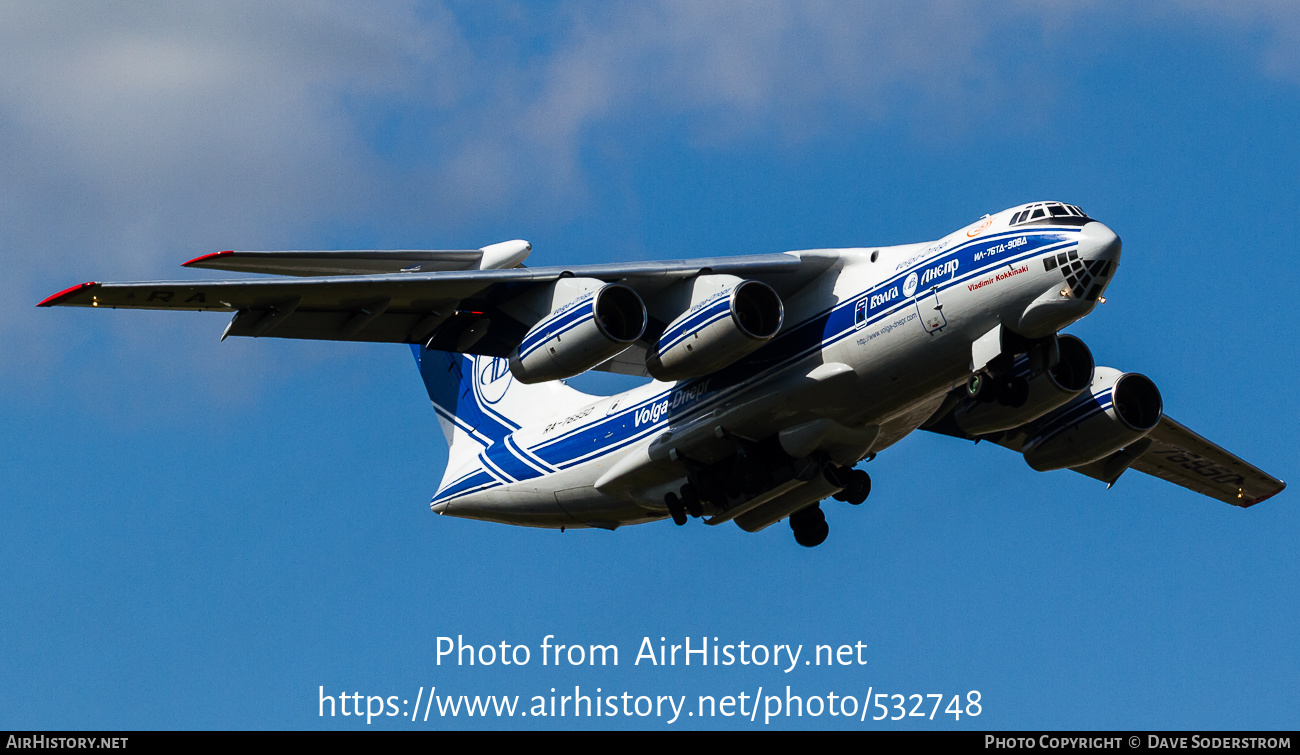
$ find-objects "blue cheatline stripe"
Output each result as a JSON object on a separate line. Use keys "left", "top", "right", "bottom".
{"left": 483, "top": 438, "right": 543, "bottom": 483}
{"left": 441, "top": 467, "right": 480, "bottom": 489}
{"left": 430, "top": 227, "right": 1087, "bottom": 497}
{"left": 660, "top": 294, "right": 733, "bottom": 340}
{"left": 434, "top": 469, "right": 498, "bottom": 501}
{"left": 434, "top": 466, "right": 494, "bottom": 502}
{"left": 506, "top": 434, "right": 555, "bottom": 474}
{"left": 1029, "top": 389, "right": 1115, "bottom": 446}
{"left": 537, "top": 418, "right": 667, "bottom": 468}
{"left": 518, "top": 298, "right": 595, "bottom": 359}
{"left": 658, "top": 297, "right": 733, "bottom": 352}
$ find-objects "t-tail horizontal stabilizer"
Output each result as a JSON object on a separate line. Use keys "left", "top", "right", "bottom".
{"left": 182, "top": 240, "right": 532, "bottom": 276}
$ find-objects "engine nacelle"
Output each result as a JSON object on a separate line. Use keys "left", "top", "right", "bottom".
{"left": 508, "top": 280, "right": 646, "bottom": 384}
{"left": 645, "top": 277, "right": 783, "bottom": 381}
{"left": 953, "top": 335, "right": 1095, "bottom": 436}
{"left": 1021, "top": 367, "right": 1162, "bottom": 472}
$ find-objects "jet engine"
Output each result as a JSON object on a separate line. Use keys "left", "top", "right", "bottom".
{"left": 508, "top": 280, "right": 646, "bottom": 383}
{"left": 1021, "top": 367, "right": 1162, "bottom": 472}
{"left": 645, "top": 277, "right": 783, "bottom": 381}
{"left": 953, "top": 335, "right": 1095, "bottom": 436}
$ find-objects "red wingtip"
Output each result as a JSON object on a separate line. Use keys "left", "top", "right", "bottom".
{"left": 1244, "top": 481, "right": 1286, "bottom": 507}
{"left": 36, "top": 281, "right": 98, "bottom": 307}
{"left": 182, "top": 250, "right": 234, "bottom": 267}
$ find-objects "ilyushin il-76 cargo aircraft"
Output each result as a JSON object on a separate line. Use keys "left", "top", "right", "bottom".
{"left": 41, "top": 201, "right": 1285, "bottom": 546}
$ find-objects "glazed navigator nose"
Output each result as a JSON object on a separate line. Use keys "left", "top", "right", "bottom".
{"left": 1061, "top": 221, "right": 1121, "bottom": 301}
{"left": 1079, "top": 221, "right": 1121, "bottom": 266}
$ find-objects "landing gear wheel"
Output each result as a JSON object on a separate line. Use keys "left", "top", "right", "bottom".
{"left": 844, "top": 469, "right": 871, "bottom": 505}
{"left": 792, "top": 456, "right": 820, "bottom": 482}
{"left": 665, "top": 492, "right": 687, "bottom": 526}
{"left": 790, "top": 503, "right": 829, "bottom": 548}
{"left": 967, "top": 373, "right": 996, "bottom": 403}
{"left": 995, "top": 375, "right": 1030, "bottom": 408}
{"left": 681, "top": 484, "right": 703, "bottom": 518}
{"left": 825, "top": 464, "right": 852, "bottom": 501}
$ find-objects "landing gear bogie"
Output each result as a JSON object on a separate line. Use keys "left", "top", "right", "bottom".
{"left": 830, "top": 467, "right": 871, "bottom": 505}
{"left": 843, "top": 469, "right": 871, "bottom": 505}
{"left": 665, "top": 492, "right": 687, "bottom": 526}
{"left": 789, "top": 503, "right": 829, "bottom": 548}
{"left": 681, "top": 484, "right": 703, "bottom": 518}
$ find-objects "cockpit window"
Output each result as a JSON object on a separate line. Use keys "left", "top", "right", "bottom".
{"left": 1010, "top": 202, "right": 1092, "bottom": 227}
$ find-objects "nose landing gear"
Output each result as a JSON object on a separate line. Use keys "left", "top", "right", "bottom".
{"left": 968, "top": 371, "right": 1030, "bottom": 408}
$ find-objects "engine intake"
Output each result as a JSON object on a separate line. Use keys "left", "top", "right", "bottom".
{"left": 646, "top": 278, "right": 783, "bottom": 381}
{"left": 508, "top": 282, "right": 646, "bottom": 383}
{"left": 1021, "top": 367, "right": 1162, "bottom": 472}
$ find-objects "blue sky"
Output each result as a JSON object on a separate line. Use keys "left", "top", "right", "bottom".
{"left": 2, "top": 1, "right": 1296, "bottom": 730}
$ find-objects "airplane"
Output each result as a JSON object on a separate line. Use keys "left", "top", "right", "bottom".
{"left": 39, "top": 201, "right": 1286, "bottom": 546}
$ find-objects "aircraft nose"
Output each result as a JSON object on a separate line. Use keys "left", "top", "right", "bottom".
{"left": 1079, "top": 221, "right": 1122, "bottom": 266}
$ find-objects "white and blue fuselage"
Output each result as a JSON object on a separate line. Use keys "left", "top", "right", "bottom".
{"left": 421, "top": 203, "right": 1122, "bottom": 529}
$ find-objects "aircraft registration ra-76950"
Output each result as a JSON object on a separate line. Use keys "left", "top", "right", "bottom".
{"left": 41, "top": 201, "right": 1285, "bottom": 547}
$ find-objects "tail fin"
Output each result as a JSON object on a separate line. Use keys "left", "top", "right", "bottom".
{"left": 410, "top": 345, "right": 591, "bottom": 480}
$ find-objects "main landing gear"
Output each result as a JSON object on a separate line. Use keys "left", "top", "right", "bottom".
{"left": 830, "top": 467, "right": 871, "bottom": 506}
{"left": 660, "top": 440, "right": 873, "bottom": 549}
{"left": 664, "top": 484, "right": 703, "bottom": 526}
{"left": 789, "top": 466, "right": 872, "bottom": 548}
{"left": 789, "top": 503, "right": 829, "bottom": 547}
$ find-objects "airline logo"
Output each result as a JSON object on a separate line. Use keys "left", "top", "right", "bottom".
{"left": 633, "top": 380, "right": 711, "bottom": 428}
{"left": 869, "top": 286, "right": 900, "bottom": 310}
{"left": 476, "top": 357, "right": 513, "bottom": 404}
{"left": 920, "top": 259, "right": 960, "bottom": 286}
{"left": 966, "top": 217, "right": 993, "bottom": 237}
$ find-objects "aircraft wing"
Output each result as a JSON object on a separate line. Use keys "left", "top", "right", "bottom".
{"left": 37, "top": 252, "right": 833, "bottom": 358}
{"left": 1069, "top": 416, "right": 1285, "bottom": 507}
{"left": 926, "top": 411, "right": 1284, "bottom": 508}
